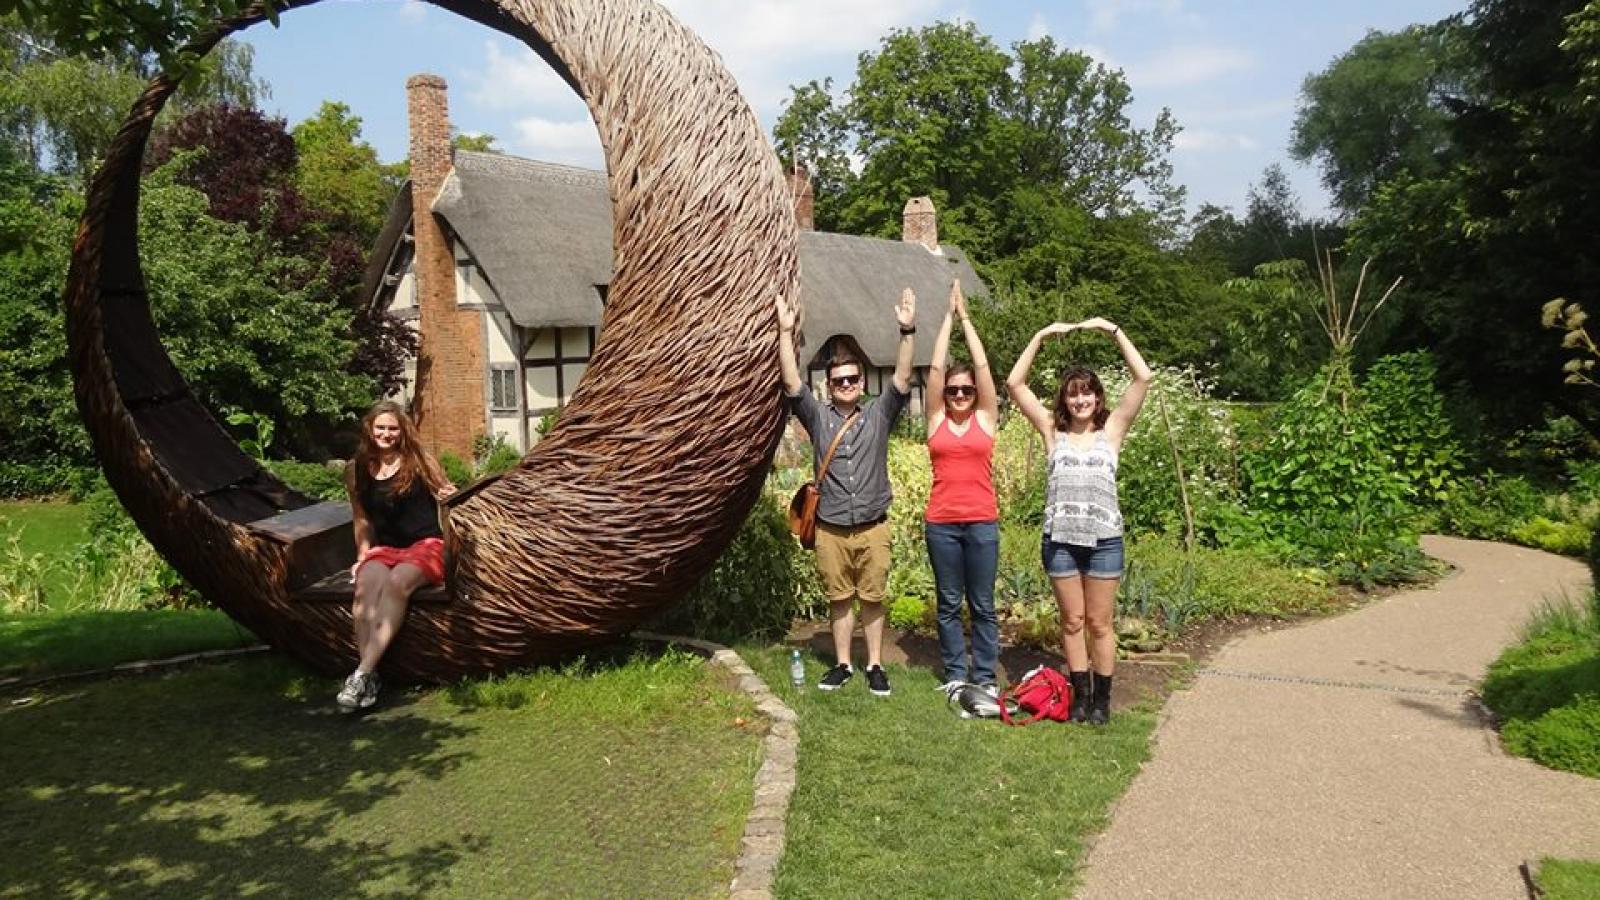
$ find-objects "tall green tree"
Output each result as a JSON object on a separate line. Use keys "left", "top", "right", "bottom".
{"left": 0, "top": 20, "right": 264, "bottom": 185}
{"left": 292, "top": 101, "right": 400, "bottom": 242}
{"left": 0, "top": 0, "right": 267, "bottom": 70}
{"left": 772, "top": 78, "right": 854, "bottom": 231}
{"left": 1342, "top": 0, "right": 1600, "bottom": 438}
{"left": 1290, "top": 22, "right": 1471, "bottom": 215}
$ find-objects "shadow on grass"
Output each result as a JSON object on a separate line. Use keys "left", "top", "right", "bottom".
{"left": 1483, "top": 654, "right": 1600, "bottom": 721}
{"left": 0, "top": 657, "right": 480, "bottom": 899}
{"left": 0, "top": 609, "right": 258, "bottom": 679}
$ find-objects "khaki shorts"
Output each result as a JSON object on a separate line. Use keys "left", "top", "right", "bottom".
{"left": 814, "top": 518, "right": 892, "bottom": 605}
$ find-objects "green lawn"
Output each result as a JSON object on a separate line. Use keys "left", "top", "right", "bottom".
{"left": 1481, "top": 594, "right": 1600, "bottom": 778}
{"left": 0, "top": 648, "right": 762, "bottom": 899}
{"left": 1540, "top": 858, "right": 1600, "bottom": 899}
{"left": 740, "top": 647, "right": 1155, "bottom": 899}
{"left": 1, "top": 499, "right": 91, "bottom": 606}
{"left": 0, "top": 609, "right": 258, "bottom": 679}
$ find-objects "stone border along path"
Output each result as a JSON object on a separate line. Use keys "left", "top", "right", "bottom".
{"left": 7, "top": 632, "right": 797, "bottom": 898}
{"left": 1075, "top": 536, "right": 1600, "bottom": 900}
{"left": 628, "top": 633, "right": 797, "bottom": 900}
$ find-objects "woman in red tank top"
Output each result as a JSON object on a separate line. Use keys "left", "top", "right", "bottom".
{"left": 925, "top": 281, "right": 1002, "bottom": 693}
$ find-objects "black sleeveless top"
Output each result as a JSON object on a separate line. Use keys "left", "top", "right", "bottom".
{"left": 356, "top": 467, "right": 442, "bottom": 549}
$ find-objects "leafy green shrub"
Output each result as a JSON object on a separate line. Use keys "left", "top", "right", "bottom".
{"left": 651, "top": 489, "right": 814, "bottom": 643}
{"left": 1235, "top": 364, "right": 1420, "bottom": 581}
{"left": 1482, "top": 594, "right": 1600, "bottom": 778}
{"left": 1103, "top": 366, "right": 1239, "bottom": 539}
{"left": 0, "top": 461, "right": 90, "bottom": 499}
{"left": 1511, "top": 516, "right": 1593, "bottom": 557}
{"left": 888, "top": 595, "right": 932, "bottom": 633}
{"left": 438, "top": 452, "right": 472, "bottom": 489}
{"left": 1434, "top": 472, "right": 1541, "bottom": 540}
{"left": 1361, "top": 352, "right": 1464, "bottom": 507}
{"left": 265, "top": 460, "right": 347, "bottom": 501}
{"left": 992, "top": 413, "right": 1045, "bottom": 528}
{"left": 1125, "top": 535, "right": 1335, "bottom": 621}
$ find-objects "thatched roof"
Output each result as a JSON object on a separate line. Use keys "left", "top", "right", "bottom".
{"left": 367, "top": 150, "right": 989, "bottom": 366}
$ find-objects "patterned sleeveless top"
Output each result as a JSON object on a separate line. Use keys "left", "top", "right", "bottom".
{"left": 1043, "top": 430, "right": 1123, "bottom": 547}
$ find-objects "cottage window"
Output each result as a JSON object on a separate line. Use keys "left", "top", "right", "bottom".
{"left": 489, "top": 366, "right": 518, "bottom": 412}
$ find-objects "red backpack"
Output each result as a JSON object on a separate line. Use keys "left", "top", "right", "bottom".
{"left": 1000, "top": 666, "right": 1073, "bottom": 725}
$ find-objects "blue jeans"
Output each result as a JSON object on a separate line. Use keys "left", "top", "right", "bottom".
{"left": 925, "top": 521, "right": 1000, "bottom": 685}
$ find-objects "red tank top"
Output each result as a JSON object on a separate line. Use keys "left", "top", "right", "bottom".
{"left": 925, "top": 416, "right": 998, "bottom": 524}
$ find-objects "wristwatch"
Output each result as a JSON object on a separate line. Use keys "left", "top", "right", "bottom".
{"left": 899, "top": 325, "right": 917, "bottom": 335}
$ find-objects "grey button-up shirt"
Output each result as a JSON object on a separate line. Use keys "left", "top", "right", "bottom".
{"left": 788, "top": 384, "right": 909, "bottom": 527}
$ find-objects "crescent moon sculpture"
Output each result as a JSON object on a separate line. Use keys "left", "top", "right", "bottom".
{"left": 63, "top": 0, "right": 799, "bottom": 680}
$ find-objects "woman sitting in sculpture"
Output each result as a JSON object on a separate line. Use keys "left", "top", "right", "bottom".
{"left": 337, "top": 400, "right": 456, "bottom": 712}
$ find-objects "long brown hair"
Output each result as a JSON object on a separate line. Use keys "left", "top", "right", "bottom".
{"left": 351, "top": 400, "right": 446, "bottom": 496}
{"left": 1053, "top": 367, "right": 1109, "bottom": 432}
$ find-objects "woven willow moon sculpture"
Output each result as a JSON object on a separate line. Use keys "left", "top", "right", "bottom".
{"left": 63, "top": 0, "right": 798, "bottom": 680}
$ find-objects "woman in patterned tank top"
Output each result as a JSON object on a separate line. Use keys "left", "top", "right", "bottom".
{"left": 924, "top": 281, "right": 1002, "bottom": 695}
{"left": 1005, "top": 318, "right": 1152, "bottom": 724}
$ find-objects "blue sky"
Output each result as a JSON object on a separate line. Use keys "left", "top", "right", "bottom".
{"left": 243, "top": 0, "right": 1467, "bottom": 220}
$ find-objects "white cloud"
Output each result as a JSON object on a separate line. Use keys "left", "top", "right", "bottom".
{"left": 1127, "top": 46, "right": 1252, "bottom": 88}
{"left": 1087, "top": 0, "right": 1194, "bottom": 35}
{"left": 465, "top": 41, "right": 587, "bottom": 116}
{"left": 397, "top": 0, "right": 427, "bottom": 24}
{"left": 1190, "top": 98, "right": 1295, "bottom": 124}
{"left": 1173, "top": 129, "right": 1260, "bottom": 152}
{"left": 509, "top": 116, "right": 604, "bottom": 168}
{"left": 657, "top": 0, "right": 942, "bottom": 116}
{"left": 1026, "top": 13, "right": 1050, "bottom": 42}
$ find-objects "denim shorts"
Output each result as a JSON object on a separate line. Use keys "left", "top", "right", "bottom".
{"left": 1041, "top": 535, "right": 1125, "bottom": 580}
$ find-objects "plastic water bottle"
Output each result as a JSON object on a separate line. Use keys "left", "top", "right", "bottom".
{"left": 789, "top": 650, "right": 805, "bottom": 689}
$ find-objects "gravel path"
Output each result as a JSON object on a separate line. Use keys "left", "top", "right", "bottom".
{"left": 1076, "top": 536, "right": 1600, "bottom": 900}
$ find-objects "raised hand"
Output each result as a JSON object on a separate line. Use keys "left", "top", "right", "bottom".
{"left": 1039, "top": 322, "right": 1077, "bottom": 338}
{"left": 896, "top": 288, "right": 917, "bottom": 329}
{"left": 1077, "top": 317, "right": 1118, "bottom": 334}
{"left": 775, "top": 293, "right": 798, "bottom": 333}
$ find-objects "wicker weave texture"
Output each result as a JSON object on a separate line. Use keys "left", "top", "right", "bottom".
{"left": 63, "top": 0, "right": 798, "bottom": 680}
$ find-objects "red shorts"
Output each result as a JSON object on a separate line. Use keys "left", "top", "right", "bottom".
{"left": 357, "top": 537, "right": 445, "bottom": 585}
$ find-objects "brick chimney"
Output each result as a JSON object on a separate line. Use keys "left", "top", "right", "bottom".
{"left": 787, "top": 164, "right": 814, "bottom": 231}
{"left": 902, "top": 196, "right": 938, "bottom": 252}
{"left": 406, "top": 73, "right": 484, "bottom": 460}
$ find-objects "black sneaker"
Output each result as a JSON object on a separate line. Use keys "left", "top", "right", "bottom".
{"left": 818, "top": 663, "right": 853, "bottom": 691}
{"left": 865, "top": 665, "right": 891, "bottom": 697}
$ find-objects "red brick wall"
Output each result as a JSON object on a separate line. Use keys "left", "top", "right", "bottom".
{"left": 787, "top": 165, "right": 814, "bottom": 231}
{"left": 406, "top": 73, "right": 484, "bottom": 460}
{"left": 902, "top": 195, "right": 938, "bottom": 252}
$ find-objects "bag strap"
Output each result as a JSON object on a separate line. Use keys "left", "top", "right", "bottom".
{"left": 999, "top": 683, "right": 1045, "bottom": 727}
{"left": 815, "top": 409, "right": 862, "bottom": 484}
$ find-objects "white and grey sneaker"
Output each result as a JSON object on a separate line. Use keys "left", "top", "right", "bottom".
{"left": 336, "top": 670, "right": 367, "bottom": 712}
{"left": 358, "top": 672, "right": 382, "bottom": 709}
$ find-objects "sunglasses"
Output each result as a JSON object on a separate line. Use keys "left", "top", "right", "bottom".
{"left": 829, "top": 374, "right": 863, "bottom": 388}
{"left": 943, "top": 385, "right": 976, "bottom": 398}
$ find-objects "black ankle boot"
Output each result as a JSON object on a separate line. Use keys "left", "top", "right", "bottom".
{"left": 1068, "top": 670, "right": 1092, "bottom": 723}
{"left": 1088, "top": 672, "right": 1113, "bottom": 725}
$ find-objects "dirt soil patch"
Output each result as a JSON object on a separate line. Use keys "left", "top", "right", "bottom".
{"left": 783, "top": 579, "right": 1411, "bottom": 713}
